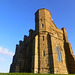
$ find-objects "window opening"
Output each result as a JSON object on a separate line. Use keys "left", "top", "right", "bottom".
{"left": 43, "top": 36, "right": 44, "bottom": 41}
{"left": 42, "top": 24, "right": 44, "bottom": 27}
{"left": 43, "top": 51, "right": 45, "bottom": 57}
{"left": 56, "top": 46, "right": 62, "bottom": 62}
{"left": 41, "top": 19, "right": 42, "bottom": 22}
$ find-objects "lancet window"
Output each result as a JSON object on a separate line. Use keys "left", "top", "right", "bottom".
{"left": 56, "top": 46, "right": 62, "bottom": 62}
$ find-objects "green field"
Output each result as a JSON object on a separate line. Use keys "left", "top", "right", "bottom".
{"left": 0, "top": 73, "right": 74, "bottom": 75}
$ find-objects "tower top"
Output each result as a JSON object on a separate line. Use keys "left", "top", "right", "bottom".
{"left": 35, "top": 8, "right": 57, "bottom": 32}
{"left": 35, "top": 8, "right": 51, "bottom": 21}
{"left": 35, "top": 8, "right": 51, "bottom": 15}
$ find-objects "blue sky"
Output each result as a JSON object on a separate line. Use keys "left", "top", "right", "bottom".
{"left": 0, "top": 0, "right": 75, "bottom": 73}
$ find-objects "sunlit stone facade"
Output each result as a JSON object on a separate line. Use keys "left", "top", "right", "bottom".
{"left": 10, "top": 8, "right": 75, "bottom": 74}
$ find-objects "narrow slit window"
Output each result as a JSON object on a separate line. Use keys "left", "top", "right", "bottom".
{"left": 41, "top": 19, "right": 42, "bottom": 22}
{"left": 43, "top": 51, "right": 45, "bottom": 57}
{"left": 42, "top": 24, "right": 44, "bottom": 27}
{"left": 43, "top": 36, "right": 44, "bottom": 41}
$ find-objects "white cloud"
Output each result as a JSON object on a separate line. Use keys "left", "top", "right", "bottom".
{"left": 0, "top": 46, "right": 14, "bottom": 56}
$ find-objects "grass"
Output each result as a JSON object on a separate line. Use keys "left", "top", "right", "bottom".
{"left": 0, "top": 73, "right": 71, "bottom": 75}
{"left": 0, "top": 73, "right": 75, "bottom": 75}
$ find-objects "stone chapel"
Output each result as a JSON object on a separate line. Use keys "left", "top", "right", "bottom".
{"left": 10, "top": 8, "right": 75, "bottom": 74}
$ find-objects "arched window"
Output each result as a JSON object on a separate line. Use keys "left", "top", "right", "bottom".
{"left": 56, "top": 46, "right": 62, "bottom": 62}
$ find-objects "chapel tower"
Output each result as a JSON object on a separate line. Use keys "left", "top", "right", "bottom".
{"left": 33, "top": 8, "right": 68, "bottom": 74}
{"left": 10, "top": 8, "right": 75, "bottom": 74}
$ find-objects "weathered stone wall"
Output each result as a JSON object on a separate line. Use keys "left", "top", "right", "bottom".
{"left": 35, "top": 8, "right": 68, "bottom": 74}
{"left": 10, "top": 30, "right": 36, "bottom": 72}
{"left": 38, "top": 32, "right": 50, "bottom": 73}
{"left": 62, "top": 28, "right": 75, "bottom": 74}
{"left": 10, "top": 8, "right": 75, "bottom": 74}
{"left": 51, "top": 33, "right": 68, "bottom": 74}
{"left": 64, "top": 42, "right": 75, "bottom": 73}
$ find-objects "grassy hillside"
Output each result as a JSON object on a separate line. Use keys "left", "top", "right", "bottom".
{"left": 0, "top": 73, "right": 74, "bottom": 75}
